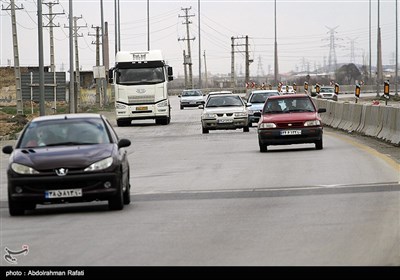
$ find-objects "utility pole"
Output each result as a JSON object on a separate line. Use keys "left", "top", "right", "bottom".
{"left": 377, "top": 0, "right": 383, "bottom": 97}
{"left": 100, "top": 0, "right": 108, "bottom": 105}
{"left": 203, "top": 50, "right": 208, "bottom": 89}
{"left": 198, "top": 0, "right": 201, "bottom": 89}
{"left": 231, "top": 36, "right": 252, "bottom": 87}
{"left": 231, "top": 36, "right": 235, "bottom": 88}
{"left": 395, "top": 0, "right": 398, "bottom": 97}
{"left": 2, "top": 0, "right": 24, "bottom": 115}
{"left": 104, "top": 21, "right": 110, "bottom": 104}
{"left": 274, "top": 0, "right": 279, "bottom": 87}
{"left": 65, "top": 16, "right": 85, "bottom": 112}
{"left": 43, "top": 0, "right": 64, "bottom": 113}
{"left": 369, "top": 0, "right": 372, "bottom": 86}
{"left": 38, "top": 0, "right": 45, "bottom": 116}
{"left": 89, "top": 26, "right": 102, "bottom": 107}
{"left": 178, "top": 7, "right": 195, "bottom": 89}
{"left": 183, "top": 50, "right": 188, "bottom": 89}
{"left": 68, "top": 0, "right": 75, "bottom": 113}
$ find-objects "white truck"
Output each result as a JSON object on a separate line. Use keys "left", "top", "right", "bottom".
{"left": 109, "top": 50, "right": 174, "bottom": 126}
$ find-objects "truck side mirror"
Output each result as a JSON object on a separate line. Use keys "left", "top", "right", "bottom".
{"left": 168, "top": 66, "right": 173, "bottom": 81}
{"left": 108, "top": 69, "right": 114, "bottom": 83}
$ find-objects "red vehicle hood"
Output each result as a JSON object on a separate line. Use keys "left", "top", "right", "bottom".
{"left": 261, "top": 112, "right": 319, "bottom": 123}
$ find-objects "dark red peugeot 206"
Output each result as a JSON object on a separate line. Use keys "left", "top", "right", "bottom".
{"left": 255, "top": 94, "right": 326, "bottom": 152}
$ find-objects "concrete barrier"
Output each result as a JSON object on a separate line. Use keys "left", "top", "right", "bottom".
{"left": 319, "top": 99, "right": 399, "bottom": 146}
{"left": 377, "top": 106, "right": 400, "bottom": 145}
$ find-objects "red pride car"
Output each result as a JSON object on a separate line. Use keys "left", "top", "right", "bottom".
{"left": 255, "top": 94, "right": 326, "bottom": 152}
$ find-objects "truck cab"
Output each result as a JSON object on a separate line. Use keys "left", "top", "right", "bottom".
{"left": 109, "top": 50, "right": 173, "bottom": 126}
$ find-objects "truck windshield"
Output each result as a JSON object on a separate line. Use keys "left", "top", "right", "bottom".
{"left": 116, "top": 67, "right": 165, "bottom": 85}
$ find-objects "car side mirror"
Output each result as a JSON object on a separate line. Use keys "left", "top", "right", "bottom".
{"left": 254, "top": 112, "right": 262, "bottom": 117}
{"left": 118, "top": 138, "right": 131, "bottom": 149}
{"left": 2, "top": 145, "right": 13, "bottom": 154}
{"left": 318, "top": 108, "right": 327, "bottom": 113}
{"left": 198, "top": 105, "right": 204, "bottom": 109}
{"left": 247, "top": 103, "right": 252, "bottom": 107}
{"left": 178, "top": 95, "right": 181, "bottom": 98}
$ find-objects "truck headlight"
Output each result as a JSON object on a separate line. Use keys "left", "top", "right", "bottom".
{"left": 157, "top": 100, "right": 168, "bottom": 107}
{"left": 84, "top": 157, "right": 113, "bottom": 172}
{"left": 116, "top": 103, "right": 127, "bottom": 109}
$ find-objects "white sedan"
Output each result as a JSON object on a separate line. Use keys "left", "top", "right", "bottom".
{"left": 200, "top": 94, "right": 249, "bottom": 134}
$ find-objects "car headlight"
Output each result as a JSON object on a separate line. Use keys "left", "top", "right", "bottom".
{"left": 234, "top": 112, "right": 247, "bottom": 117}
{"left": 202, "top": 113, "right": 217, "bottom": 119}
{"left": 11, "top": 163, "right": 39, "bottom": 175}
{"left": 116, "top": 103, "right": 127, "bottom": 109}
{"left": 84, "top": 157, "right": 113, "bottom": 172}
{"left": 259, "top": 123, "right": 276, "bottom": 129}
{"left": 304, "top": 120, "right": 321, "bottom": 126}
{"left": 157, "top": 100, "right": 168, "bottom": 107}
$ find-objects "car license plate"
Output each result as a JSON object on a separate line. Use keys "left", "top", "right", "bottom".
{"left": 45, "top": 189, "right": 82, "bottom": 199}
{"left": 218, "top": 119, "right": 233, "bottom": 124}
{"left": 136, "top": 106, "right": 148, "bottom": 111}
{"left": 281, "top": 130, "right": 301, "bottom": 136}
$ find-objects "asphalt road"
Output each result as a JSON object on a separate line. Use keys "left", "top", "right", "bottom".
{"left": 0, "top": 96, "right": 399, "bottom": 266}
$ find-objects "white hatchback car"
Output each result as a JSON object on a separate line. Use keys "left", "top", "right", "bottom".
{"left": 200, "top": 94, "right": 249, "bottom": 134}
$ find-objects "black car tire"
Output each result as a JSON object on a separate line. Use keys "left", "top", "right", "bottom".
{"left": 180, "top": 105, "right": 184, "bottom": 110}
{"left": 315, "top": 139, "right": 323, "bottom": 150}
{"left": 243, "top": 126, "right": 249, "bottom": 132}
{"left": 123, "top": 183, "right": 131, "bottom": 205}
{"left": 202, "top": 127, "right": 209, "bottom": 134}
{"left": 109, "top": 179, "right": 124, "bottom": 211}
{"left": 117, "top": 119, "right": 131, "bottom": 127}
{"left": 8, "top": 199, "right": 25, "bottom": 216}
{"left": 259, "top": 144, "right": 268, "bottom": 153}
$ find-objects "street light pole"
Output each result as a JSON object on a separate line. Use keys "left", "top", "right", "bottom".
{"left": 274, "top": 0, "right": 278, "bottom": 87}
{"left": 147, "top": 0, "right": 150, "bottom": 50}
{"left": 198, "top": 0, "right": 202, "bottom": 89}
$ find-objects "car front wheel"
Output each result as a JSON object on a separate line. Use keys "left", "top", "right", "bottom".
{"left": 315, "top": 139, "right": 323, "bottom": 150}
{"left": 109, "top": 178, "right": 124, "bottom": 211}
{"left": 8, "top": 195, "right": 25, "bottom": 216}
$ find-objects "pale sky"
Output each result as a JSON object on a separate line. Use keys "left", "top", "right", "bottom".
{"left": 0, "top": 0, "right": 398, "bottom": 77}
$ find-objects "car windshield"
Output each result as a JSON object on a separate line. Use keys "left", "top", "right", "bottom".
{"left": 320, "top": 88, "right": 334, "bottom": 93}
{"left": 19, "top": 118, "right": 111, "bottom": 148}
{"left": 182, "top": 90, "right": 202, "bottom": 97}
{"left": 250, "top": 92, "right": 279, "bottom": 103}
{"left": 206, "top": 96, "right": 243, "bottom": 107}
{"left": 264, "top": 97, "right": 315, "bottom": 113}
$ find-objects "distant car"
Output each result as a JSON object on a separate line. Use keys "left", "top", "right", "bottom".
{"left": 200, "top": 94, "right": 249, "bottom": 134}
{"left": 2, "top": 113, "right": 132, "bottom": 216}
{"left": 247, "top": 90, "right": 280, "bottom": 126}
{"left": 317, "top": 86, "right": 338, "bottom": 101}
{"left": 280, "top": 85, "right": 295, "bottom": 94}
{"left": 255, "top": 94, "right": 326, "bottom": 152}
{"left": 179, "top": 89, "right": 204, "bottom": 109}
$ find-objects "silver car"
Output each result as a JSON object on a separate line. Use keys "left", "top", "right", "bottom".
{"left": 317, "top": 86, "right": 338, "bottom": 101}
{"left": 200, "top": 94, "right": 249, "bottom": 134}
{"left": 179, "top": 89, "right": 204, "bottom": 109}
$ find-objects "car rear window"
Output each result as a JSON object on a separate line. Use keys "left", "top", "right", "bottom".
{"left": 264, "top": 97, "right": 315, "bottom": 113}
